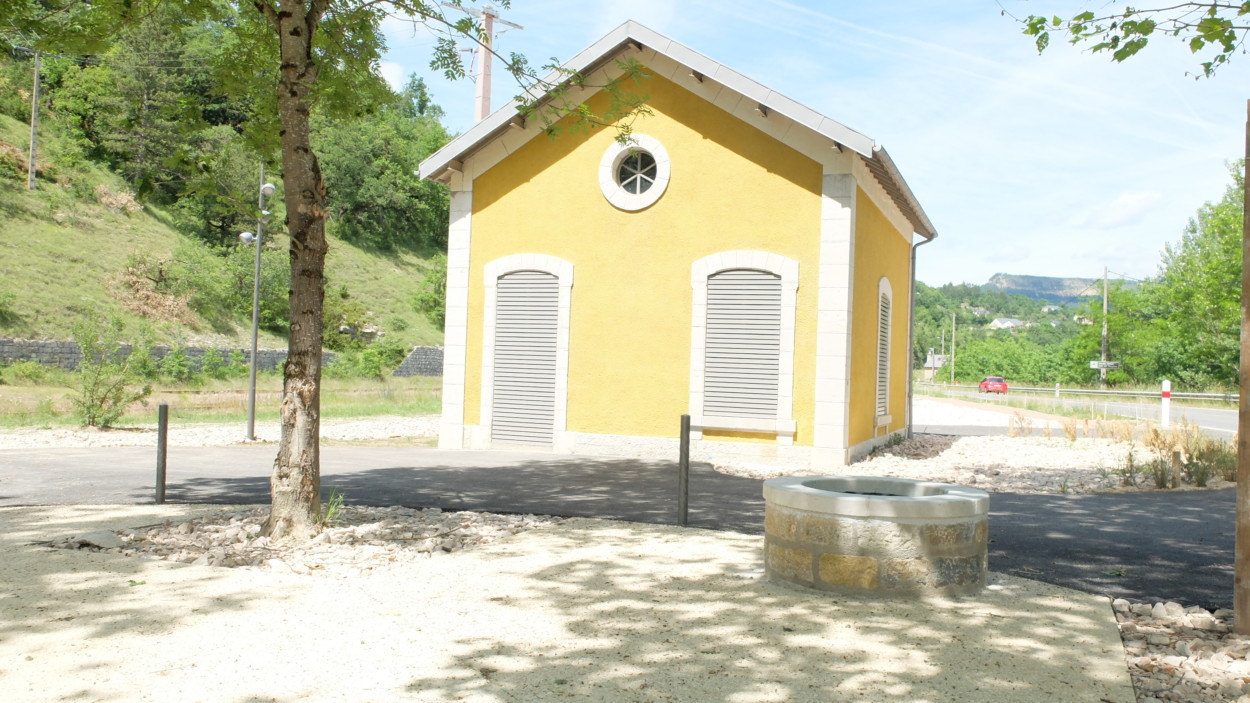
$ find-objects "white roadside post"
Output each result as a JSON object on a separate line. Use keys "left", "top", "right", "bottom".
{"left": 1161, "top": 379, "right": 1171, "bottom": 429}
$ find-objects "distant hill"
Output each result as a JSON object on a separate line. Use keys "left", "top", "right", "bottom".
{"left": 982, "top": 273, "right": 1138, "bottom": 305}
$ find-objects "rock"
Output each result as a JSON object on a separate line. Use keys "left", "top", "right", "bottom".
{"left": 176, "top": 522, "right": 194, "bottom": 535}
{"left": 1152, "top": 603, "right": 1170, "bottom": 620}
{"left": 72, "top": 531, "right": 124, "bottom": 549}
{"left": 1112, "top": 598, "right": 1131, "bottom": 613}
{"left": 265, "top": 559, "right": 293, "bottom": 574}
{"left": 1147, "top": 634, "right": 1172, "bottom": 646}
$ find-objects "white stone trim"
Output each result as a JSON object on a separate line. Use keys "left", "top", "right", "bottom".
{"left": 813, "top": 173, "right": 856, "bottom": 460}
{"left": 848, "top": 427, "right": 906, "bottom": 463}
{"left": 481, "top": 254, "right": 575, "bottom": 451}
{"left": 689, "top": 250, "right": 798, "bottom": 443}
{"left": 598, "top": 134, "right": 671, "bottom": 211}
{"left": 563, "top": 431, "right": 828, "bottom": 467}
{"left": 438, "top": 189, "right": 473, "bottom": 450}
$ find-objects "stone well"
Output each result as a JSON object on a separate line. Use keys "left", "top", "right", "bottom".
{"left": 762, "top": 476, "right": 989, "bottom": 597}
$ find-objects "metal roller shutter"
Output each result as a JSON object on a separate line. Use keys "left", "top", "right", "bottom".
{"left": 877, "top": 292, "right": 890, "bottom": 416}
{"left": 704, "top": 269, "right": 781, "bottom": 419}
{"left": 492, "top": 271, "right": 558, "bottom": 445}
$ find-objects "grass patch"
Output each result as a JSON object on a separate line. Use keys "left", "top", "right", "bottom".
{"left": 0, "top": 374, "right": 442, "bottom": 428}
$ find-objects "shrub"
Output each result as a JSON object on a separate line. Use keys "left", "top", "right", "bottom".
{"left": 1, "top": 360, "right": 70, "bottom": 385}
{"left": 1189, "top": 436, "right": 1237, "bottom": 485}
{"left": 158, "top": 347, "right": 193, "bottom": 382}
{"left": 325, "top": 339, "right": 409, "bottom": 380}
{"left": 70, "top": 315, "right": 153, "bottom": 427}
{"left": 199, "top": 348, "right": 247, "bottom": 380}
{"left": 412, "top": 253, "right": 446, "bottom": 330}
{"left": 0, "top": 290, "right": 17, "bottom": 323}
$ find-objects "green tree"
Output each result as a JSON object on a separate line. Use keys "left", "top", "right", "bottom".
{"left": 16, "top": 0, "right": 648, "bottom": 540}
{"left": 316, "top": 79, "right": 452, "bottom": 250}
{"left": 1145, "top": 162, "right": 1244, "bottom": 388}
{"left": 1018, "top": 0, "right": 1250, "bottom": 632}
{"left": 1022, "top": 4, "right": 1250, "bottom": 76}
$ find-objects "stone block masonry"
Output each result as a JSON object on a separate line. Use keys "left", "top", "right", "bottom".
{"left": 764, "top": 504, "right": 988, "bottom": 597}
{"left": 392, "top": 346, "right": 443, "bottom": 377}
{"left": 0, "top": 338, "right": 332, "bottom": 373}
{"left": 1, "top": 338, "right": 445, "bottom": 377}
{"left": 762, "top": 476, "right": 989, "bottom": 598}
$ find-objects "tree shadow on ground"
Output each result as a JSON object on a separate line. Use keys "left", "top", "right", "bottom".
{"left": 0, "top": 505, "right": 292, "bottom": 701}
{"left": 401, "top": 520, "right": 1132, "bottom": 703}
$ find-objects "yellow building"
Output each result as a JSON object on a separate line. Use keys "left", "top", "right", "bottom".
{"left": 419, "top": 22, "right": 937, "bottom": 467}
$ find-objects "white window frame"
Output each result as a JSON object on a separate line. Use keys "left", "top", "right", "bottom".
{"left": 598, "top": 134, "right": 671, "bottom": 211}
{"left": 875, "top": 276, "right": 893, "bottom": 428}
{"left": 689, "top": 251, "right": 799, "bottom": 443}
{"left": 481, "top": 254, "right": 574, "bottom": 451}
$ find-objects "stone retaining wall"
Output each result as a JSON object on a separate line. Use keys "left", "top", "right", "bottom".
{"left": 0, "top": 338, "right": 444, "bottom": 378}
{"left": 0, "top": 338, "right": 328, "bottom": 373}
{"left": 392, "top": 346, "right": 443, "bottom": 377}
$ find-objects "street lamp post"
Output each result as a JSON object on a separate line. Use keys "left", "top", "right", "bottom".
{"left": 240, "top": 167, "right": 276, "bottom": 441}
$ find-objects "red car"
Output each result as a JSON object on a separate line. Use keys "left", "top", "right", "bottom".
{"left": 979, "top": 376, "right": 1008, "bottom": 393}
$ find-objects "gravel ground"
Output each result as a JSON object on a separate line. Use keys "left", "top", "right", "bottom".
{"left": 3, "top": 399, "right": 1243, "bottom": 702}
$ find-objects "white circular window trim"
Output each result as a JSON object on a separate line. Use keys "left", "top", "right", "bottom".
{"left": 598, "top": 134, "right": 671, "bottom": 211}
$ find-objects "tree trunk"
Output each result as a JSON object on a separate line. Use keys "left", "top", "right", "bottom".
{"left": 1238, "top": 100, "right": 1250, "bottom": 634}
{"left": 260, "top": 0, "right": 330, "bottom": 541}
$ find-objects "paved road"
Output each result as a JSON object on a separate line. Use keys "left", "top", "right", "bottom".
{"left": 0, "top": 443, "right": 1233, "bottom": 609}
{"left": 924, "top": 388, "right": 1237, "bottom": 440}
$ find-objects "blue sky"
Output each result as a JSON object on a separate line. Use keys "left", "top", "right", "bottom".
{"left": 379, "top": 1, "right": 1250, "bottom": 287}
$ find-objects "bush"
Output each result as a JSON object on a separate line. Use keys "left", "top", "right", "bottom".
{"left": 199, "top": 348, "right": 248, "bottom": 380}
{"left": 325, "top": 339, "right": 408, "bottom": 380}
{"left": 0, "top": 290, "right": 17, "bottom": 324}
{"left": 158, "top": 347, "right": 194, "bottom": 382}
{"left": 70, "top": 315, "right": 153, "bottom": 427}
{"left": 412, "top": 253, "right": 446, "bottom": 330}
{"left": 1, "top": 360, "right": 70, "bottom": 385}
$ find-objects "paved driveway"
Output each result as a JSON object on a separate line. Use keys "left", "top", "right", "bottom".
{"left": 0, "top": 443, "right": 1234, "bottom": 610}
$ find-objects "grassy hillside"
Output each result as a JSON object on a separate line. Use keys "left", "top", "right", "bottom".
{"left": 0, "top": 112, "right": 441, "bottom": 349}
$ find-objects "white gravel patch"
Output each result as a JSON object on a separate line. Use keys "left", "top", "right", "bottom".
{"left": 0, "top": 414, "right": 438, "bottom": 449}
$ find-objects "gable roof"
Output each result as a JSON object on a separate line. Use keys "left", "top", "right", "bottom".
{"left": 419, "top": 21, "right": 936, "bottom": 240}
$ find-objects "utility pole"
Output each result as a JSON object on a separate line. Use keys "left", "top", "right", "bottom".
{"left": 442, "top": 3, "right": 523, "bottom": 122}
{"left": 1101, "top": 266, "right": 1109, "bottom": 389}
{"left": 26, "top": 51, "right": 40, "bottom": 190}
{"left": 950, "top": 312, "right": 956, "bottom": 385}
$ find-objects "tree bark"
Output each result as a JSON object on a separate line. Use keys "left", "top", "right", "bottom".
{"left": 260, "top": 0, "right": 330, "bottom": 540}
{"left": 1238, "top": 99, "right": 1250, "bottom": 634}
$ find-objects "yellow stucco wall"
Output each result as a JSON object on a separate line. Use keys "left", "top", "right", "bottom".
{"left": 848, "top": 188, "right": 912, "bottom": 446}
{"left": 465, "top": 71, "right": 823, "bottom": 442}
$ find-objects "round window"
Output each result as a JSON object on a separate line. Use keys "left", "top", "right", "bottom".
{"left": 598, "top": 135, "right": 670, "bottom": 211}
{"left": 617, "top": 151, "right": 657, "bottom": 194}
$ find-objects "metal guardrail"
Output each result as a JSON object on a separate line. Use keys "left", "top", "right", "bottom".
{"left": 915, "top": 382, "right": 1236, "bottom": 403}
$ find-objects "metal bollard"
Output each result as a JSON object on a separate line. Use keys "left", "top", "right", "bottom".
{"left": 155, "top": 404, "right": 168, "bottom": 504}
{"left": 678, "top": 414, "right": 690, "bottom": 527}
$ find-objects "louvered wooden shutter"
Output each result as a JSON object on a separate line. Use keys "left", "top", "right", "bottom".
{"left": 704, "top": 269, "right": 781, "bottom": 419}
{"left": 876, "top": 292, "right": 891, "bottom": 416}
{"left": 492, "top": 271, "right": 558, "bottom": 445}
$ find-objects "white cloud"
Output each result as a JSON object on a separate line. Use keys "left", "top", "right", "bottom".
{"left": 985, "top": 244, "right": 1030, "bottom": 265}
{"left": 378, "top": 61, "right": 407, "bottom": 91}
{"left": 1081, "top": 192, "right": 1165, "bottom": 229}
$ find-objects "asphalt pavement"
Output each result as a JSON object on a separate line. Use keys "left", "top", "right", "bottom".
{"left": 0, "top": 442, "right": 1234, "bottom": 610}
